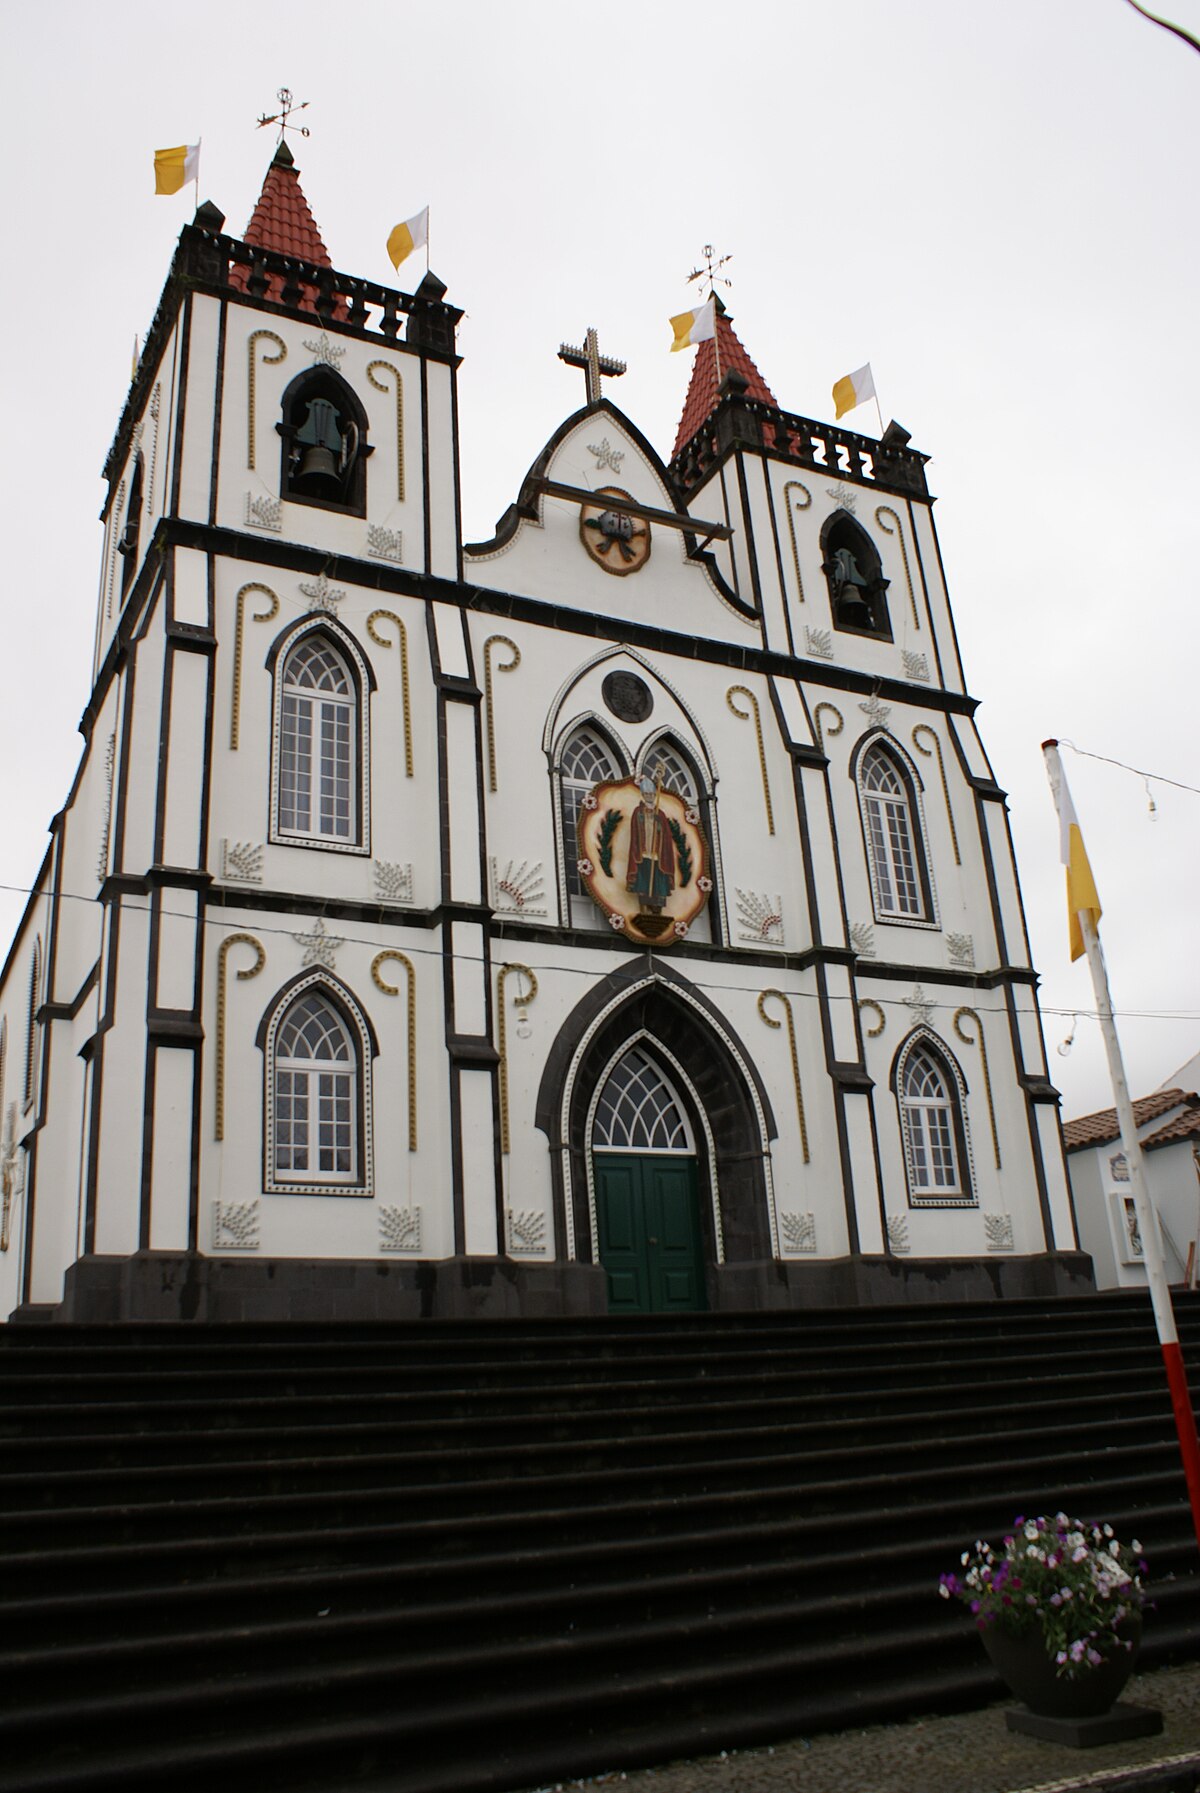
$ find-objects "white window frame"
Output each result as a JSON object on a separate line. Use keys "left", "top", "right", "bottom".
{"left": 895, "top": 1031, "right": 975, "bottom": 1208}
{"left": 263, "top": 974, "right": 374, "bottom": 1196}
{"left": 856, "top": 736, "right": 938, "bottom": 929}
{"left": 269, "top": 623, "right": 372, "bottom": 857}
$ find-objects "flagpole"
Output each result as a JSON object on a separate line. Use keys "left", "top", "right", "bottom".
{"left": 1043, "top": 739, "right": 1200, "bottom": 1552}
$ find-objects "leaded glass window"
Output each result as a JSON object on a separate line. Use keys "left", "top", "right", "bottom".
{"left": 272, "top": 991, "right": 357, "bottom": 1183}
{"left": 861, "top": 744, "right": 924, "bottom": 919}
{"left": 593, "top": 1047, "right": 691, "bottom": 1152}
{"left": 640, "top": 742, "right": 696, "bottom": 802}
{"left": 901, "top": 1044, "right": 963, "bottom": 1197}
{"left": 561, "top": 728, "right": 620, "bottom": 897}
{"left": 278, "top": 638, "right": 356, "bottom": 843}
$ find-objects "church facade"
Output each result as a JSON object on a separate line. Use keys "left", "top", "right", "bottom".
{"left": 0, "top": 149, "right": 1087, "bottom": 1321}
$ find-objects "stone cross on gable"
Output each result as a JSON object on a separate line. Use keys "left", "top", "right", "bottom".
{"left": 558, "top": 326, "right": 626, "bottom": 406}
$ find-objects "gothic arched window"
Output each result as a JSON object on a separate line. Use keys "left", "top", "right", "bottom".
{"left": 859, "top": 741, "right": 931, "bottom": 922}
{"left": 593, "top": 1046, "right": 694, "bottom": 1153}
{"left": 277, "top": 367, "right": 372, "bottom": 515}
{"left": 559, "top": 725, "right": 624, "bottom": 899}
{"left": 639, "top": 739, "right": 698, "bottom": 803}
{"left": 273, "top": 633, "right": 363, "bottom": 850}
{"left": 264, "top": 982, "right": 371, "bottom": 1194}
{"left": 896, "top": 1036, "right": 973, "bottom": 1204}
{"left": 821, "top": 511, "right": 891, "bottom": 639}
{"left": 23, "top": 939, "right": 41, "bottom": 1112}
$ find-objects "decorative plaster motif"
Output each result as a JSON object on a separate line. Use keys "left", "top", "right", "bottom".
{"left": 215, "top": 934, "right": 265, "bottom": 1142}
{"left": 805, "top": 627, "right": 833, "bottom": 659}
{"left": 231, "top": 583, "right": 280, "bottom": 751}
{"left": 580, "top": 487, "right": 651, "bottom": 576}
{"left": 373, "top": 861, "right": 414, "bottom": 906}
{"left": 497, "top": 964, "right": 538, "bottom": 1155}
{"left": 483, "top": 636, "right": 521, "bottom": 793}
{"left": 379, "top": 1204, "right": 421, "bottom": 1252}
{"left": 246, "top": 329, "right": 286, "bottom": 471}
{"left": 902, "top": 650, "right": 930, "bottom": 682}
{"left": 244, "top": 493, "right": 283, "bottom": 533}
{"left": 213, "top": 1201, "right": 260, "bottom": 1251}
{"left": 887, "top": 1214, "right": 911, "bottom": 1253}
{"left": 781, "top": 1211, "right": 817, "bottom": 1254}
{"left": 366, "top": 611, "right": 413, "bottom": 777}
{"left": 0, "top": 1103, "right": 22, "bottom": 1254}
{"left": 904, "top": 985, "right": 935, "bottom": 1029}
{"left": 97, "top": 732, "right": 116, "bottom": 881}
{"left": 727, "top": 686, "right": 775, "bottom": 835}
{"left": 371, "top": 952, "right": 417, "bottom": 1151}
{"left": 783, "top": 481, "right": 812, "bottom": 604}
{"left": 850, "top": 921, "right": 876, "bottom": 958}
{"left": 147, "top": 384, "right": 162, "bottom": 513}
{"left": 813, "top": 703, "right": 844, "bottom": 755}
{"left": 366, "top": 360, "right": 405, "bottom": 502}
{"left": 507, "top": 1209, "right": 546, "bottom": 1255}
{"left": 947, "top": 932, "right": 975, "bottom": 969}
{"left": 954, "top": 1006, "right": 1001, "bottom": 1170}
{"left": 758, "top": 990, "right": 811, "bottom": 1162}
{"left": 875, "top": 505, "right": 920, "bottom": 630}
{"left": 857, "top": 999, "right": 886, "bottom": 1039}
{"left": 293, "top": 919, "right": 343, "bottom": 970}
{"left": 984, "top": 1212, "right": 1014, "bottom": 1252}
{"left": 826, "top": 482, "right": 859, "bottom": 512}
{"left": 303, "top": 331, "right": 345, "bottom": 368}
{"left": 492, "top": 859, "right": 547, "bottom": 918}
{"left": 587, "top": 438, "right": 625, "bottom": 475}
{"left": 1110, "top": 1152, "right": 1130, "bottom": 1184}
{"left": 912, "top": 724, "right": 961, "bottom": 866}
{"left": 366, "top": 525, "right": 403, "bottom": 563}
{"left": 736, "top": 890, "right": 784, "bottom": 946}
{"left": 859, "top": 692, "right": 892, "bottom": 730}
{"left": 222, "top": 840, "right": 264, "bottom": 884}
{"left": 299, "top": 572, "right": 346, "bottom": 616}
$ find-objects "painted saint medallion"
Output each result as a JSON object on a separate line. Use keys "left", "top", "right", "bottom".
{"left": 576, "top": 776, "right": 712, "bottom": 944}
{"left": 579, "top": 487, "right": 651, "bottom": 576}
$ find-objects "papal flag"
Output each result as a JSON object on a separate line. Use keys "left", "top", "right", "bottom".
{"left": 387, "top": 207, "right": 429, "bottom": 271}
{"left": 1057, "top": 768, "right": 1102, "bottom": 962}
{"left": 832, "top": 362, "right": 875, "bottom": 420}
{"left": 154, "top": 144, "right": 200, "bottom": 196}
{"left": 669, "top": 298, "right": 716, "bottom": 353}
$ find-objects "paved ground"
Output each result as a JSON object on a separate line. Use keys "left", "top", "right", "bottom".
{"left": 523, "top": 1662, "right": 1200, "bottom": 1793}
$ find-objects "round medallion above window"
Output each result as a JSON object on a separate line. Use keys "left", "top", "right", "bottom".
{"left": 602, "top": 671, "right": 653, "bottom": 724}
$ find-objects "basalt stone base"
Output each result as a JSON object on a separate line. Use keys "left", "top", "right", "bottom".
{"left": 53, "top": 1251, "right": 608, "bottom": 1323}
{"left": 1004, "top": 1702, "right": 1164, "bottom": 1747}
{"left": 711, "top": 1251, "right": 1095, "bottom": 1310}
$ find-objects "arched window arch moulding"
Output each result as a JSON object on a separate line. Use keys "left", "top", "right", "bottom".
{"left": 259, "top": 972, "right": 377, "bottom": 1197}
{"left": 268, "top": 617, "right": 374, "bottom": 856}
{"left": 892, "top": 1028, "right": 976, "bottom": 1208}
{"left": 854, "top": 733, "right": 938, "bottom": 929}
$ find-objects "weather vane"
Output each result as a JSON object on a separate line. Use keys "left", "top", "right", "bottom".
{"left": 687, "top": 244, "right": 732, "bottom": 300}
{"left": 257, "top": 88, "right": 311, "bottom": 144}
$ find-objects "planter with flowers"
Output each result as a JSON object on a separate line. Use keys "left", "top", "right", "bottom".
{"left": 940, "top": 1513, "right": 1162, "bottom": 1744}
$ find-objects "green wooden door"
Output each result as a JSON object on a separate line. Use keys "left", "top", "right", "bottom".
{"left": 594, "top": 1153, "right": 707, "bottom": 1314}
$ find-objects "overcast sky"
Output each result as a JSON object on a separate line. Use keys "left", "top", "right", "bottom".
{"left": 1, "top": 0, "right": 1197, "bottom": 1120}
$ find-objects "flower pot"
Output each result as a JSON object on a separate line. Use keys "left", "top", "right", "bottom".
{"left": 978, "top": 1613, "right": 1142, "bottom": 1719}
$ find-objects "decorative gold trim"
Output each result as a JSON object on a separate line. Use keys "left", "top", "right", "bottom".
{"left": 954, "top": 1006, "right": 1001, "bottom": 1169}
{"left": 912, "top": 724, "right": 961, "bottom": 865}
{"left": 247, "top": 331, "right": 286, "bottom": 472}
{"left": 758, "top": 989, "right": 810, "bottom": 1163}
{"left": 858, "top": 999, "right": 886, "bottom": 1038}
{"left": 727, "top": 686, "right": 775, "bottom": 835}
{"left": 231, "top": 584, "right": 280, "bottom": 751}
{"left": 813, "top": 702, "right": 844, "bottom": 756}
{"left": 367, "top": 361, "right": 405, "bottom": 503}
{"left": 372, "top": 950, "right": 417, "bottom": 1151}
{"left": 484, "top": 636, "right": 521, "bottom": 794}
{"left": 783, "top": 481, "right": 812, "bottom": 604}
{"left": 366, "top": 610, "right": 413, "bottom": 778}
{"left": 875, "top": 504, "right": 919, "bottom": 630}
{"left": 215, "top": 934, "right": 265, "bottom": 1141}
{"left": 497, "top": 964, "right": 538, "bottom": 1155}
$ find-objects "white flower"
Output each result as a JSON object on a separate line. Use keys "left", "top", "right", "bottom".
{"left": 697, "top": 876, "right": 713, "bottom": 893}
{"left": 685, "top": 807, "right": 700, "bottom": 825}
{"left": 582, "top": 793, "right": 599, "bottom": 811}
{"left": 576, "top": 858, "right": 593, "bottom": 877}
{"left": 674, "top": 921, "right": 689, "bottom": 939}
{"left": 608, "top": 913, "right": 626, "bottom": 931}
{"left": 1024, "top": 1523, "right": 1039, "bottom": 1541}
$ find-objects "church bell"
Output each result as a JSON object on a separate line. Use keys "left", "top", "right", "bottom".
{"left": 294, "top": 397, "right": 349, "bottom": 496}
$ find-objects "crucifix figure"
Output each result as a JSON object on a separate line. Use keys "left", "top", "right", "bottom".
{"left": 257, "top": 87, "right": 311, "bottom": 144}
{"left": 558, "top": 327, "right": 626, "bottom": 406}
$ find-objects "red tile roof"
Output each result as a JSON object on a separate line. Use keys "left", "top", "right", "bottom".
{"left": 227, "top": 143, "right": 344, "bottom": 315}
{"left": 1062, "top": 1088, "right": 1198, "bottom": 1152}
{"left": 672, "top": 301, "right": 777, "bottom": 458}
{"left": 1143, "top": 1106, "right": 1200, "bottom": 1152}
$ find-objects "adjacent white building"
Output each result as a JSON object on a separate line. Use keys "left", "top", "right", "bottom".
{"left": 1064, "top": 1087, "right": 1200, "bottom": 1291}
{"left": 0, "top": 148, "right": 1086, "bottom": 1320}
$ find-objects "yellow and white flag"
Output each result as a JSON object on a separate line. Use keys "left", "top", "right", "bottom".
{"left": 1058, "top": 773, "right": 1102, "bottom": 962}
{"left": 387, "top": 207, "right": 429, "bottom": 271}
{"left": 154, "top": 144, "right": 200, "bottom": 196}
{"left": 669, "top": 298, "right": 716, "bottom": 353}
{"left": 832, "top": 362, "right": 875, "bottom": 420}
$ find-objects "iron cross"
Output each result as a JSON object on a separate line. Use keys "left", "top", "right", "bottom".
{"left": 558, "top": 327, "right": 626, "bottom": 406}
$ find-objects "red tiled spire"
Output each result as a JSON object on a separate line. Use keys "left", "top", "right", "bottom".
{"left": 228, "top": 142, "right": 344, "bottom": 314}
{"left": 672, "top": 299, "right": 778, "bottom": 459}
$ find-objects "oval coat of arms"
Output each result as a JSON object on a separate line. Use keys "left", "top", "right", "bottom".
{"left": 576, "top": 776, "right": 712, "bottom": 944}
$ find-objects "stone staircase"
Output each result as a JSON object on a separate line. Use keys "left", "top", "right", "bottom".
{"left": 0, "top": 1290, "right": 1198, "bottom": 1793}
